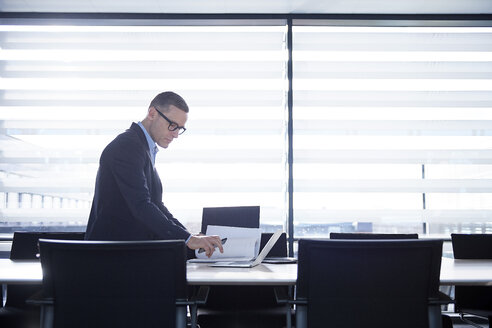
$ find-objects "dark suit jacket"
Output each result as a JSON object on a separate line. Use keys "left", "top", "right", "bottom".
{"left": 85, "top": 123, "right": 191, "bottom": 241}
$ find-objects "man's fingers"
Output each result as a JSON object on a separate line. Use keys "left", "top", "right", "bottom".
{"left": 207, "top": 235, "right": 223, "bottom": 253}
{"left": 214, "top": 236, "right": 224, "bottom": 253}
{"left": 204, "top": 236, "right": 223, "bottom": 257}
{"left": 186, "top": 234, "right": 224, "bottom": 257}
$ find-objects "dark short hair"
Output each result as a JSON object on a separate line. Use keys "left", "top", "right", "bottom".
{"left": 149, "top": 91, "right": 189, "bottom": 113}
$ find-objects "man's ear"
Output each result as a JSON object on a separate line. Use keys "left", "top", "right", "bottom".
{"left": 147, "top": 106, "right": 157, "bottom": 120}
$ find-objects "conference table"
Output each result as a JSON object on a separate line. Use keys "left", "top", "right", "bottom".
{"left": 1, "top": 257, "right": 491, "bottom": 286}
{"left": 191, "top": 257, "right": 492, "bottom": 286}
{"left": 1, "top": 257, "right": 491, "bottom": 328}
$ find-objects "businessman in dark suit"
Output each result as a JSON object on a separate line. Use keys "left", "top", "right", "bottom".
{"left": 85, "top": 91, "right": 223, "bottom": 257}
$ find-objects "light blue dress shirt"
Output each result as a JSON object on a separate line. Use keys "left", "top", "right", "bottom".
{"left": 137, "top": 121, "right": 158, "bottom": 166}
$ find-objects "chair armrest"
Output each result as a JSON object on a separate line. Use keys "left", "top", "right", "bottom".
{"left": 25, "top": 290, "right": 53, "bottom": 306}
{"left": 175, "top": 286, "right": 209, "bottom": 307}
{"left": 192, "top": 286, "right": 209, "bottom": 305}
{"left": 274, "top": 286, "right": 307, "bottom": 305}
{"left": 438, "top": 291, "right": 454, "bottom": 304}
{"left": 175, "top": 299, "right": 193, "bottom": 306}
{"left": 178, "top": 286, "right": 209, "bottom": 328}
{"left": 274, "top": 286, "right": 290, "bottom": 304}
{"left": 429, "top": 292, "right": 454, "bottom": 306}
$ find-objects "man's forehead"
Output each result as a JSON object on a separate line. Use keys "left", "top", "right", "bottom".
{"left": 166, "top": 105, "right": 188, "bottom": 122}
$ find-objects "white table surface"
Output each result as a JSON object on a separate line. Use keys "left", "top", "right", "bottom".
{"left": 0, "top": 259, "right": 297, "bottom": 286}
{"left": 1, "top": 257, "right": 491, "bottom": 286}
{"left": 440, "top": 257, "right": 492, "bottom": 286}
{"left": 187, "top": 262, "right": 297, "bottom": 285}
{"left": 0, "top": 259, "right": 42, "bottom": 284}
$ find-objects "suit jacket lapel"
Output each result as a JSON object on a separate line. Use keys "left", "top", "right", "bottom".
{"left": 129, "top": 123, "right": 154, "bottom": 166}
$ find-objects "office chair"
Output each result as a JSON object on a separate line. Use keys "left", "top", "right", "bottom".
{"left": 0, "top": 231, "right": 85, "bottom": 328}
{"left": 330, "top": 232, "right": 419, "bottom": 239}
{"left": 285, "top": 239, "right": 444, "bottom": 328}
{"left": 186, "top": 206, "right": 260, "bottom": 260}
{"left": 197, "top": 206, "right": 287, "bottom": 328}
{"left": 330, "top": 232, "right": 454, "bottom": 316}
{"left": 198, "top": 232, "right": 288, "bottom": 328}
{"left": 200, "top": 206, "right": 260, "bottom": 234}
{"left": 37, "top": 239, "right": 194, "bottom": 328}
{"left": 451, "top": 233, "right": 492, "bottom": 328}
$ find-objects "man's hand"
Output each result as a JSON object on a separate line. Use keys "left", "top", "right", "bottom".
{"left": 186, "top": 234, "right": 224, "bottom": 258}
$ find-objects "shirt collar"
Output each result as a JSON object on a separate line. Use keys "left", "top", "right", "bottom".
{"left": 137, "top": 121, "right": 159, "bottom": 158}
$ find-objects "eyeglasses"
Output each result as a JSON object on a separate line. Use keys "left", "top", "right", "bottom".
{"left": 153, "top": 107, "right": 186, "bottom": 135}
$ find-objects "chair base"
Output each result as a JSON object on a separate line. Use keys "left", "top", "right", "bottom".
{"left": 459, "top": 311, "right": 491, "bottom": 328}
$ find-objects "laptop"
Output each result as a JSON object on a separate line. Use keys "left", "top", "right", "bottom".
{"left": 209, "top": 230, "right": 283, "bottom": 268}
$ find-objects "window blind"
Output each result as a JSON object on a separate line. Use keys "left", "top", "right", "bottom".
{"left": 292, "top": 24, "right": 492, "bottom": 236}
{"left": 0, "top": 21, "right": 288, "bottom": 233}
{"left": 2, "top": 18, "right": 491, "bottom": 237}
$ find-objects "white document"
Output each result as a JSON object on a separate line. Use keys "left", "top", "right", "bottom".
{"left": 192, "top": 225, "right": 261, "bottom": 262}
{"left": 208, "top": 230, "right": 283, "bottom": 268}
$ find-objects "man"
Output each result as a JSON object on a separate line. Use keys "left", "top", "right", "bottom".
{"left": 85, "top": 91, "right": 223, "bottom": 257}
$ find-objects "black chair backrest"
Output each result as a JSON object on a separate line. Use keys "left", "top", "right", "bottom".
{"left": 6, "top": 231, "right": 85, "bottom": 308}
{"left": 451, "top": 233, "right": 492, "bottom": 259}
{"left": 199, "top": 207, "right": 284, "bottom": 312}
{"left": 297, "top": 239, "right": 443, "bottom": 328}
{"left": 39, "top": 239, "right": 187, "bottom": 328}
{"left": 201, "top": 206, "right": 260, "bottom": 234}
{"left": 451, "top": 234, "right": 492, "bottom": 314}
{"left": 330, "top": 232, "right": 418, "bottom": 240}
{"left": 260, "top": 232, "right": 287, "bottom": 257}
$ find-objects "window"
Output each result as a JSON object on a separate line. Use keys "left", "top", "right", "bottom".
{"left": 1, "top": 18, "right": 491, "bottom": 238}
{"left": 292, "top": 23, "right": 492, "bottom": 236}
{"left": 0, "top": 21, "right": 288, "bottom": 233}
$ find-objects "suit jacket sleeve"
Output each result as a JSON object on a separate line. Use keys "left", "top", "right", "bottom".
{"left": 157, "top": 201, "right": 188, "bottom": 231}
